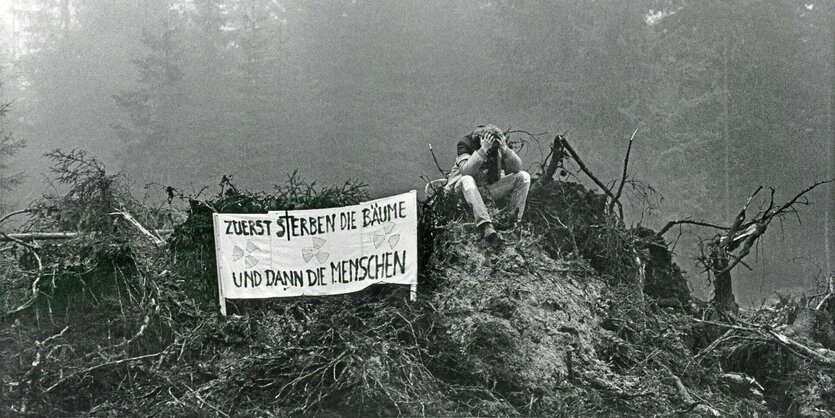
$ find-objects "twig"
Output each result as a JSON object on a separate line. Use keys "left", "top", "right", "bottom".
{"left": 181, "top": 382, "right": 231, "bottom": 418}
{"left": 0, "top": 208, "right": 32, "bottom": 226}
{"left": 428, "top": 144, "right": 448, "bottom": 176}
{"left": 693, "top": 328, "right": 735, "bottom": 361}
{"left": 504, "top": 129, "right": 548, "bottom": 137}
{"left": 45, "top": 352, "right": 163, "bottom": 392}
{"left": 610, "top": 129, "right": 638, "bottom": 213}
{"left": 110, "top": 209, "right": 163, "bottom": 246}
{"left": 659, "top": 362, "right": 721, "bottom": 416}
{"left": 38, "top": 326, "right": 70, "bottom": 347}
{"left": 769, "top": 179, "right": 834, "bottom": 218}
{"left": 655, "top": 219, "right": 727, "bottom": 239}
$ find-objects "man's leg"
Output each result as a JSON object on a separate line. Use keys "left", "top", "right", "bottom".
{"left": 485, "top": 171, "right": 531, "bottom": 222}
{"left": 456, "top": 176, "right": 498, "bottom": 241}
{"left": 455, "top": 175, "right": 492, "bottom": 227}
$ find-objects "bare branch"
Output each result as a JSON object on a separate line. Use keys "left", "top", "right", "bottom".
{"left": 655, "top": 219, "right": 727, "bottom": 239}
{"left": 0, "top": 209, "right": 32, "bottom": 226}
{"left": 560, "top": 136, "right": 622, "bottom": 218}
{"left": 428, "top": 144, "right": 448, "bottom": 176}
{"left": 45, "top": 352, "right": 163, "bottom": 393}
{"left": 110, "top": 209, "right": 164, "bottom": 246}
{"left": 770, "top": 179, "right": 834, "bottom": 218}
{"left": 610, "top": 129, "right": 638, "bottom": 213}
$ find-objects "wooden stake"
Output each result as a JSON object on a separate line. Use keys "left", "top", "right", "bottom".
{"left": 212, "top": 214, "right": 227, "bottom": 316}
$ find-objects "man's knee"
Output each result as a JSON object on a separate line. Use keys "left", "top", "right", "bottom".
{"left": 515, "top": 171, "right": 531, "bottom": 185}
{"left": 460, "top": 175, "right": 477, "bottom": 191}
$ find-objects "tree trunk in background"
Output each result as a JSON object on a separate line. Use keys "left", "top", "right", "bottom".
{"left": 712, "top": 247, "right": 738, "bottom": 313}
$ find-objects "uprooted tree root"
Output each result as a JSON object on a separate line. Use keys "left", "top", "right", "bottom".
{"left": 2, "top": 150, "right": 834, "bottom": 416}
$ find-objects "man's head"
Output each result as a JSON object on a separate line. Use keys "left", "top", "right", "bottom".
{"left": 470, "top": 124, "right": 504, "bottom": 151}
{"left": 470, "top": 124, "right": 504, "bottom": 142}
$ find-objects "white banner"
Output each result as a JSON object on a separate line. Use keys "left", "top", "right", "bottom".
{"left": 212, "top": 191, "right": 418, "bottom": 313}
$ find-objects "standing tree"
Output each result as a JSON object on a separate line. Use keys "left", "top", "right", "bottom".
{"left": 113, "top": 0, "right": 185, "bottom": 186}
{"left": 0, "top": 87, "right": 25, "bottom": 204}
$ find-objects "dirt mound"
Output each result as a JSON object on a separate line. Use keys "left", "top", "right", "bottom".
{"left": 425, "top": 222, "right": 648, "bottom": 414}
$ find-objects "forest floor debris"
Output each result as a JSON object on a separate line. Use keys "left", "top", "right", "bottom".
{"left": 1, "top": 151, "right": 833, "bottom": 416}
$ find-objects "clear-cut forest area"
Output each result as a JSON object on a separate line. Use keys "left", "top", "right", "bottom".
{"left": 1, "top": 0, "right": 833, "bottom": 416}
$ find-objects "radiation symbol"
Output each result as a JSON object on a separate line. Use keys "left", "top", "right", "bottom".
{"left": 302, "top": 237, "right": 329, "bottom": 265}
{"left": 232, "top": 240, "right": 263, "bottom": 269}
{"left": 372, "top": 222, "right": 400, "bottom": 249}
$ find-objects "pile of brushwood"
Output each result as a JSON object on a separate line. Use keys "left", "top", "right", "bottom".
{"left": 1, "top": 148, "right": 834, "bottom": 416}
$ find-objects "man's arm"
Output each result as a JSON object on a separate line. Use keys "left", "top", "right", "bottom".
{"left": 456, "top": 135, "right": 490, "bottom": 177}
{"left": 501, "top": 148, "right": 523, "bottom": 173}
{"left": 457, "top": 149, "right": 488, "bottom": 176}
{"left": 495, "top": 135, "right": 523, "bottom": 173}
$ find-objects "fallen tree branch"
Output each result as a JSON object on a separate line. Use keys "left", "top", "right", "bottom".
{"left": 0, "top": 230, "right": 174, "bottom": 242}
{"left": 691, "top": 318, "right": 835, "bottom": 366}
{"left": 0, "top": 232, "right": 77, "bottom": 241}
{"left": 693, "top": 328, "right": 736, "bottom": 361}
{"left": 658, "top": 362, "right": 721, "bottom": 416}
{"left": 110, "top": 209, "right": 163, "bottom": 246}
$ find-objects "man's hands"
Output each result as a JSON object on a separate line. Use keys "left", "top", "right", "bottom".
{"left": 479, "top": 132, "right": 509, "bottom": 153}
{"left": 479, "top": 134, "right": 496, "bottom": 153}
{"left": 494, "top": 133, "right": 509, "bottom": 152}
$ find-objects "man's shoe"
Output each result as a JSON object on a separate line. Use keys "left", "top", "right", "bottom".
{"left": 480, "top": 223, "right": 499, "bottom": 243}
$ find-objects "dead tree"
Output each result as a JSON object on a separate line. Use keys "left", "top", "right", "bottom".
{"left": 535, "top": 133, "right": 569, "bottom": 187}
{"left": 658, "top": 181, "right": 833, "bottom": 314}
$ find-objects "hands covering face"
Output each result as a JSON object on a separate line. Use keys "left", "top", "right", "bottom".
{"left": 480, "top": 132, "right": 508, "bottom": 153}
{"left": 493, "top": 132, "right": 509, "bottom": 152}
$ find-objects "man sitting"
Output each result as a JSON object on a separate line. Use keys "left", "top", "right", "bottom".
{"left": 444, "top": 125, "right": 531, "bottom": 242}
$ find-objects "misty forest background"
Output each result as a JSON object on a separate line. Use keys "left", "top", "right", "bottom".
{"left": 0, "top": 0, "right": 832, "bottom": 305}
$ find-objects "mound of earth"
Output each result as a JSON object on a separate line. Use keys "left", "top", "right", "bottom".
{"left": 425, "top": 223, "right": 670, "bottom": 415}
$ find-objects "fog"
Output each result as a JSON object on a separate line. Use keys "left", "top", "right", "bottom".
{"left": 1, "top": 0, "right": 832, "bottom": 304}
